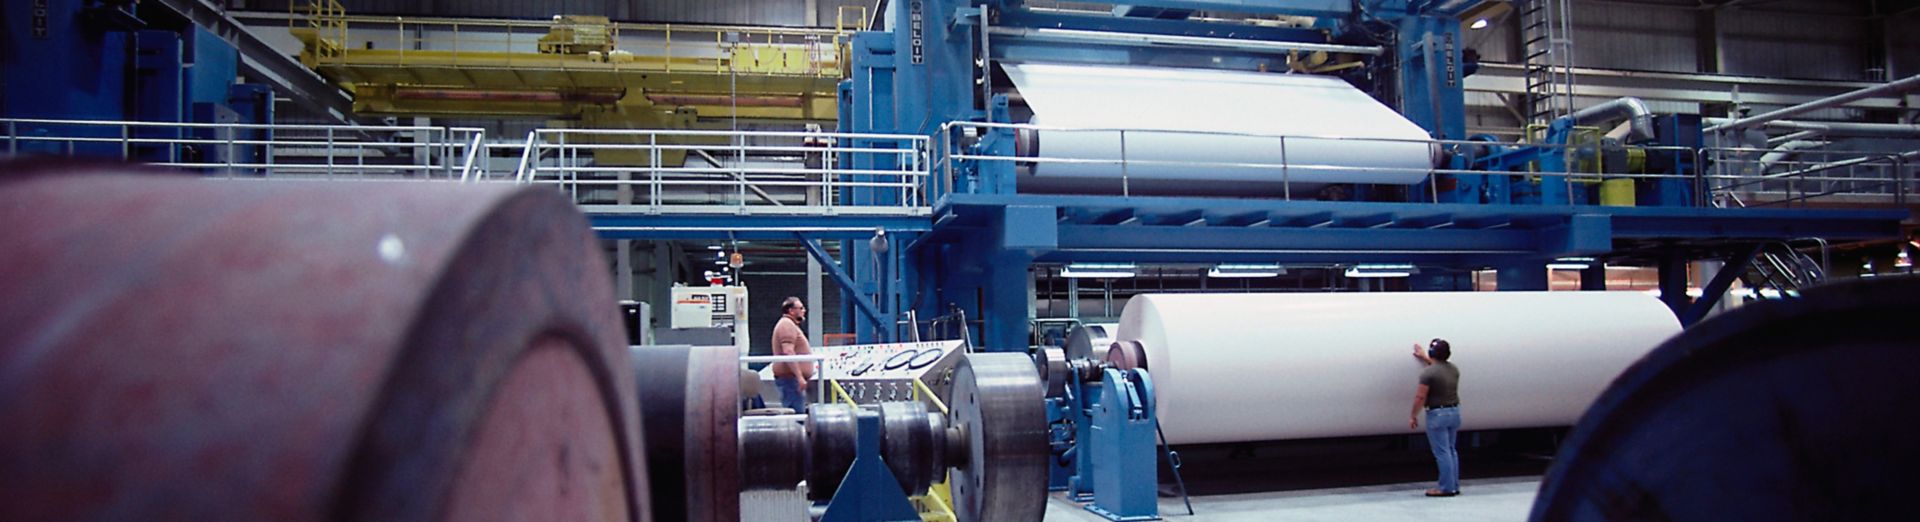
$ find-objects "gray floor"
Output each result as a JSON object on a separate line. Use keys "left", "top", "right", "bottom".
{"left": 1042, "top": 476, "right": 1541, "bottom": 522}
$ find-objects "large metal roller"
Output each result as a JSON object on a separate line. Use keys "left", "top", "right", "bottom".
{"left": 1531, "top": 277, "right": 1920, "bottom": 521}
{"left": 1115, "top": 292, "right": 1682, "bottom": 445}
{"left": 947, "top": 353, "right": 1050, "bottom": 522}
{"left": 0, "top": 169, "right": 645, "bottom": 521}
{"left": 804, "top": 403, "right": 860, "bottom": 501}
{"left": 629, "top": 345, "right": 741, "bottom": 522}
{"left": 727, "top": 351, "right": 1048, "bottom": 521}
{"left": 1062, "top": 322, "right": 1118, "bottom": 361}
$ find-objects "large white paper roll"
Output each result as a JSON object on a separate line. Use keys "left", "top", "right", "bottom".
{"left": 1005, "top": 63, "right": 1436, "bottom": 192}
{"left": 1115, "top": 292, "right": 1681, "bottom": 445}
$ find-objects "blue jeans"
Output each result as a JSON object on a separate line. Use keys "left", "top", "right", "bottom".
{"left": 1425, "top": 406, "right": 1461, "bottom": 493}
{"left": 776, "top": 378, "right": 808, "bottom": 413}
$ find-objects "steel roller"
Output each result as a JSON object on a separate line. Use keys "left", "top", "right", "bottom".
{"left": 629, "top": 345, "right": 741, "bottom": 522}
{"left": 738, "top": 415, "right": 809, "bottom": 490}
{"left": 804, "top": 403, "right": 860, "bottom": 501}
{"left": 1062, "top": 323, "right": 1118, "bottom": 362}
{"left": 947, "top": 352, "right": 1051, "bottom": 522}
{"left": 879, "top": 401, "right": 949, "bottom": 496}
{"left": 0, "top": 168, "right": 645, "bottom": 521}
{"left": 1035, "top": 347, "right": 1071, "bottom": 398}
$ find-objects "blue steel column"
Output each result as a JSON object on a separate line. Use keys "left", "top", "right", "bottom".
{"left": 1580, "top": 265, "right": 1608, "bottom": 290}
{"left": 939, "top": 205, "right": 1055, "bottom": 351}
{"left": 1658, "top": 252, "right": 1691, "bottom": 317}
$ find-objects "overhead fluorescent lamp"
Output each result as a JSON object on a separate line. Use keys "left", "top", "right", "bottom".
{"left": 1547, "top": 257, "right": 1597, "bottom": 270}
{"left": 1208, "top": 263, "right": 1286, "bottom": 278}
{"left": 1457, "top": 1, "right": 1512, "bottom": 31}
{"left": 1062, "top": 263, "right": 1137, "bottom": 279}
{"left": 1344, "top": 264, "right": 1417, "bottom": 278}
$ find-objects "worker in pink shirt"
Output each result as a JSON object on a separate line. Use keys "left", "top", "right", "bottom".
{"left": 771, "top": 296, "right": 814, "bottom": 412}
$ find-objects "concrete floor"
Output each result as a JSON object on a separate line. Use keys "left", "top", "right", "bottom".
{"left": 1042, "top": 475, "right": 1541, "bottom": 522}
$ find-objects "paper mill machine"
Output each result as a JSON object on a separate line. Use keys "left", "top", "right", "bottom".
{"left": 829, "top": 0, "right": 1901, "bottom": 351}
{"left": 824, "top": 2, "right": 1905, "bottom": 519}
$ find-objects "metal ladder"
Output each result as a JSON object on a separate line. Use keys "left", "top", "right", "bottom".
{"left": 1519, "top": 0, "right": 1577, "bottom": 126}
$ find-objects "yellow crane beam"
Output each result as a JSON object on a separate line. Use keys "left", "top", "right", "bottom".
{"left": 289, "top": 10, "right": 848, "bottom": 123}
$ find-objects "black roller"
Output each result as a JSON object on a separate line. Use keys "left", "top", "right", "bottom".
{"left": 805, "top": 404, "right": 859, "bottom": 501}
{"left": 880, "top": 402, "right": 940, "bottom": 495}
{"left": 738, "top": 416, "right": 808, "bottom": 490}
{"left": 1531, "top": 276, "right": 1920, "bottom": 521}
{"left": 629, "top": 345, "right": 740, "bottom": 522}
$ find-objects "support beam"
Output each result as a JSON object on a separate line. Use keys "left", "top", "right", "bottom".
{"left": 798, "top": 234, "right": 886, "bottom": 337}
{"left": 1580, "top": 264, "right": 1608, "bottom": 291}
{"left": 1658, "top": 252, "right": 1691, "bottom": 318}
{"left": 1681, "top": 244, "right": 1764, "bottom": 326}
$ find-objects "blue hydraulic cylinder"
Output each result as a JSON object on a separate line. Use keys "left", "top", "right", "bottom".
{"left": 1086, "top": 368, "right": 1160, "bottom": 522}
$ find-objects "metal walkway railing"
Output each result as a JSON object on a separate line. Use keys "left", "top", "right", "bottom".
{"left": 5, "top": 118, "right": 1911, "bottom": 213}
{"left": 933, "top": 121, "right": 1918, "bottom": 209}
{"left": 2, "top": 118, "right": 486, "bottom": 180}
{"left": 510, "top": 128, "right": 932, "bottom": 216}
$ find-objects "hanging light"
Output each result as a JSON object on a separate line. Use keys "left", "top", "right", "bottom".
{"left": 1344, "top": 264, "right": 1417, "bottom": 278}
{"left": 1207, "top": 263, "right": 1285, "bottom": 278}
{"left": 1062, "top": 263, "right": 1137, "bottom": 279}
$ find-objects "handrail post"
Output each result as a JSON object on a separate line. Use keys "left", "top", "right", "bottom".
{"left": 325, "top": 127, "right": 335, "bottom": 179}
{"left": 650, "top": 133, "right": 661, "bottom": 207}
{"left": 1118, "top": 129, "right": 1130, "bottom": 197}
{"left": 225, "top": 124, "right": 237, "bottom": 178}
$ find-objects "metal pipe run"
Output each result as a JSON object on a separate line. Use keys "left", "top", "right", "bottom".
{"left": 1706, "top": 74, "right": 1920, "bottom": 133}
{"left": 1565, "top": 97, "right": 1657, "bottom": 143}
{"left": 1705, "top": 118, "right": 1920, "bottom": 139}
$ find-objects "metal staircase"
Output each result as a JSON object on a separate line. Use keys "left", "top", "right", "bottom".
{"left": 1519, "top": 0, "right": 1577, "bottom": 126}
{"left": 1743, "top": 241, "right": 1828, "bottom": 298}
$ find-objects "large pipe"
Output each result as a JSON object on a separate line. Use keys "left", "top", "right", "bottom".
{"left": 1758, "top": 140, "right": 1831, "bottom": 172}
{"left": 1563, "top": 97, "right": 1657, "bottom": 144}
{"left": 1706, "top": 74, "right": 1920, "bottom": 133}
{"left": 1704, "top": 118, "right": 1920, "bottom": 139}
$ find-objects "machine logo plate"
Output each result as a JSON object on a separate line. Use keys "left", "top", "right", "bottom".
{"left": 910, "top": 0, "right": 925, "bottom": 64}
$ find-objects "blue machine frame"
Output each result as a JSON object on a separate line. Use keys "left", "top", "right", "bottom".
{"left": 830, "top": 0, "right": 1902, "bottom": 351}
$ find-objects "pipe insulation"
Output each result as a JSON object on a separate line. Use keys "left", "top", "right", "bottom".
{"left": 1564, "top": 97, "right": 1656, "bottom": 144}
{"left": 1005, "top": 63, "right": 1436, "bottom": 194}
{"left": 1113, "top": 292, "right": 1681, "bottom": 445}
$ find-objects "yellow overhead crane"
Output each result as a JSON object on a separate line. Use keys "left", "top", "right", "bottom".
{"left": 289, "top": 1, "right": 856, "bottom": 125}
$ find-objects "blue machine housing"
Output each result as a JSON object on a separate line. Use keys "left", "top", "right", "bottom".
{"left": 3, "top": 0, "right": 270, "bottom": 161}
